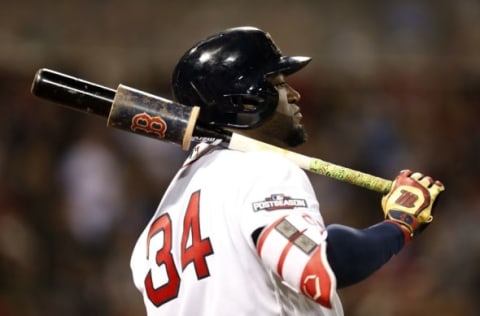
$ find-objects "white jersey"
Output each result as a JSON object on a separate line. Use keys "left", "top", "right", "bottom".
{"left": 131, "top": 143, "right": 343, "bottom": 316}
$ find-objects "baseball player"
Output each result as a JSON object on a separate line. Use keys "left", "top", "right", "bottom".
{"left": 130, "top": 26, "right": 444, "bottom": 315}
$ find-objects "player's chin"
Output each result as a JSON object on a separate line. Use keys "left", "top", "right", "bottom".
{"left": 285, "top": 125, "right": 308, "bottom": 147}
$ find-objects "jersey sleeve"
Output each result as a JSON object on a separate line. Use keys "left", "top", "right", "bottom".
{"left": 238, "top": 151, "right": 325, "bottom": 233}
{"left": 236, "top": 151, "right": 336, "bottom": 308}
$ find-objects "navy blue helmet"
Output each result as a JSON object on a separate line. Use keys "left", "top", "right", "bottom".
{"left": 172, "top": 26, "right": 311, "bottom": 129}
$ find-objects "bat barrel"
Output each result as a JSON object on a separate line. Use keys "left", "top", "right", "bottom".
{"left": 31, "top": 68, "right": 232, "bottom": 150}
{"left": 31, "top": 68, "right": 115, "bottom": 117}
{"left": 108, "top": 84, "right": 205, "bottom": 150}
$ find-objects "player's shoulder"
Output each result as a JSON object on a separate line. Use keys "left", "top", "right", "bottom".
{"left": 215, "top": 148, "right": 305, "bottom": 178}
{"left": 247, "top": 149, "right": 298, "bottom": 169}
{"left": 189, "top": 142, "right": 307, "bottom": 182}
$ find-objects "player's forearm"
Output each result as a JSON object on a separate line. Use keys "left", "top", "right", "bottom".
{"left": 326, "top": 221, "right": 405, "bottom": 288}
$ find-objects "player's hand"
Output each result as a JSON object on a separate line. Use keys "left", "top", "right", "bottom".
{"left": 382, "top": 169, "right": 445, "bottom": 241}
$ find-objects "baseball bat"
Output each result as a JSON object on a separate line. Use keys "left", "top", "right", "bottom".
{"left": 31, "top": 68, "right": 392, "bottom": 193}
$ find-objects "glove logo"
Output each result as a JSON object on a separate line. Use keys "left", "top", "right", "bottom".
{"left": 395, "top": 189, "right": 418, "bottom": 208}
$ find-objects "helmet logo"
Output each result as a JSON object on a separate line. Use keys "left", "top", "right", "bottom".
{"left": 265, "top": 32, "right": 282, "bottom": 55}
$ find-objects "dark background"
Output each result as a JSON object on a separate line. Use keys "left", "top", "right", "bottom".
{"left": 1, "top": 1, "right": 479, "bottom": 315}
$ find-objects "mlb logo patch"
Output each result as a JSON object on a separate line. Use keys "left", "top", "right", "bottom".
{"left": 252, "top": 194, "right": 307, "bottom": 212}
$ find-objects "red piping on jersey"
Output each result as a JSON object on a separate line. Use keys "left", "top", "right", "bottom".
{"left": 256, "top": 216, "right": 307, "bottom": 278}
{"left": 277, "top": 229, "right": 307, "bottom": 278}
{"left": 256, "top": 217, "right": 282, "bottom": 256}
{"left": 256, "top": 216, "right": 335, "bottom": 308}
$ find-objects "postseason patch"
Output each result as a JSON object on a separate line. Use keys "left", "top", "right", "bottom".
{"left": 252, "top": 194, "right": 307, "bottom": 212}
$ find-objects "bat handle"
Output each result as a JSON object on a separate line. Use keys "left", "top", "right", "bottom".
{"left": 31, "top": 68, "right": 115, "bottom": 117}
{"left": 308, "top": 159, "right": 392, "bottom": 193}
{"left": 228, "top": 133, "right": 393, "bottom": 193}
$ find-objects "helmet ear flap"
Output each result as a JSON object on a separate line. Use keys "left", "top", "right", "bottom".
{"left": 225, "top": 81, "right": 279, "bottom": 128}
{"left": 226, "top": 94, "right": 262, "bottom": 112}
{"left": 222, "top": 95, "right": 244, "bottom": 112}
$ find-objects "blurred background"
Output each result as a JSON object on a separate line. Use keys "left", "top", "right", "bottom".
{"left": 1, "top": 0, "right": 479, "bottom": 315}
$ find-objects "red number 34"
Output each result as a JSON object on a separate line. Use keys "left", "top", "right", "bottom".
{"left": 144, "top": 190, "right": 214, "bottom": 307}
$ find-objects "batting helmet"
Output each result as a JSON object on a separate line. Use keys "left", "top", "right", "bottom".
{"left": 171, "top": 26, "right": 311, "bottom": 129}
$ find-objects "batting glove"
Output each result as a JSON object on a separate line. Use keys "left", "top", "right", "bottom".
{"left": 382, "top": 169, "right": 445, "bottom": 242}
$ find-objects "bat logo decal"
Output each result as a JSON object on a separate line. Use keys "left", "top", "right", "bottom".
{"left": 131, "top": 112, "right": 167, "bottom": 138}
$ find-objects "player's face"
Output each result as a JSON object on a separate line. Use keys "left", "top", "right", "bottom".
{"left": 235, "top": 74, "right": 308, "bottom": 148}
{"left": 269, "top": 74, "right": 308, "bottom": 147}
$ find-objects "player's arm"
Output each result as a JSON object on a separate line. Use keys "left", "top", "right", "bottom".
{"left": 254, "top": 213, "right": 337, "bottom": 308}
{"left": 325, "top": 221, "right": 404, "bottom": 288}
{"left": 252, "top": 169, "right": 444, "bottom": 305}
{"left": 252, "top": 217, "right": 406, "bottom": 294}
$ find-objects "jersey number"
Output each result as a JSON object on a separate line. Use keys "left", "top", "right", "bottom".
{"left": 144, "top": 191, "right": 214, "bottom": 307}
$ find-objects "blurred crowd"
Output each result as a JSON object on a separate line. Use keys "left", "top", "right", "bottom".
{"left": 1, "top": 1, "right": 480, "bottom": 315}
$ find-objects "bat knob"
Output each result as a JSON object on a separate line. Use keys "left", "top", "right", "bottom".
{"left": 31, "top": 68, "right": 115, "bottom": 117}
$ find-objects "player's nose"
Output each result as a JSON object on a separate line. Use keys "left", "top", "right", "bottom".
{"left": 286, "top": 84, "right": 301, "bottom": 104}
